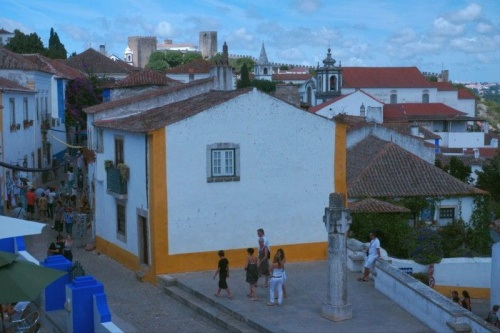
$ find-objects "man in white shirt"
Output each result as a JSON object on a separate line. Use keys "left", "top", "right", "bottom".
{"left": 257, "top": 228, "right": 269, "bottom": 249}
{"left": 358, "top": 232, "right": 380, "bottom": 282}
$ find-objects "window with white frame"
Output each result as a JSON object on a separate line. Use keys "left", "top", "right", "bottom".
{"left": 422, "top": 90, "right": 429, "bottom": 103}
{"left": 9, "top": 98, "right": 15, "bottom": 126}
{"left": 439, "top": 207, "right": 455, "bottom": 219}
{"left": 207, "top": 143, "right": 240, "bottom": 182}
{"left": 23, "top": 98, "right": 28, "bottom": 121}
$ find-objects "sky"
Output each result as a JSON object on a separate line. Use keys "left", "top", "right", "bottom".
{"left": 1, "top": 0, "right": 499, "bottom": 83}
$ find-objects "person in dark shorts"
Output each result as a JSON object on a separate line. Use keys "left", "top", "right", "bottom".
{"left": 213, "top": 250, "right": 233, "bottom": 298}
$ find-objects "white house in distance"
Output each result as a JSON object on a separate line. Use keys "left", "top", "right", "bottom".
{"left": 85, "top": 86, "right": 347, "bottom": 281}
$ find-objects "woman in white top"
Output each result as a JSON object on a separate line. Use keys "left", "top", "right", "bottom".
{"left": 268, "top": 252, "right": 285, "bottom": 306}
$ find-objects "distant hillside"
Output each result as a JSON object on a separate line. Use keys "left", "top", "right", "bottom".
{"left": 478, "top": 100, "right": 500, "bottom": 132}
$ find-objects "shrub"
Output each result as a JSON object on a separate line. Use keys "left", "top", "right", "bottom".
{"left": 412, "top": 272, "right": 429, "bottom": 285}
{"left": 410, "top": 228, "right": 443, "bottom": 265}
{"left": 439, "top": 221, "right": 467, "bottom": 257}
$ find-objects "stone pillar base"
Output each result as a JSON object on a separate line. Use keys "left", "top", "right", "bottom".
{"left": 321, "top": 302, "right": 352, "bottom": 322}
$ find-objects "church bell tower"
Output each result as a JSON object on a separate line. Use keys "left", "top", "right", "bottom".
{"left": 315, "top": 48, "right": 342, "bottom": 104}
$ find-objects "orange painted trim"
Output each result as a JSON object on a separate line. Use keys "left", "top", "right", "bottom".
{"left": 156, "top": 242, "right": 328, "bottom": 274}
{"left": 148, "top": 128, "right": 168, "bottom": 282}
{"left": 433, "top": 285, "right": 489, "bottom": 300}
{"left": 334, "top": 122, "right": 348, "bottom": 206}
{"left": 95, "top": 235, "right": 139, "bottom": 270}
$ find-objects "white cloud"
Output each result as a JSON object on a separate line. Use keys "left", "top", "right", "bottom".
{"left": 447, "top": 3, "right": 482, "bottom": 23}
{"left": 450, "top": 36, "right": 500, "bottom": 53}
{"left": 291, "top": 0, "right": 322, "bottom": 14}
{"left": 390, "top": 28, "right": 418, "bottom": 44}
{"left": 60, "top": 24, "right": 91, "bottom": 41}
{"left": 0, "top": 18, "right": 32, "bottom": 33}
{"left": 349, "top": 43, "right": 369, "bottom": 56}
{"left": 432, "top": 17, "right": 465, "bottom": 36}
{"left": 277, "top": 47, "right": 305, "bottom": 61}
{"left": 154, "top": 21, "right": 175, "bottom": 37}
{"left": 476, "top": 22, "right": 494, "bottom": 34}
{"left": 477, "top": 53, "right": 496, "bottom": 63}
{"left": 386, "top": 40, "right": 441, "bottom": 59}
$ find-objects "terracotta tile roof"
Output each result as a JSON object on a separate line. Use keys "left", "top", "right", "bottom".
{"left": 431, "top": 82, "right": 456, "bottom": 91}
{"left": 436, "top": 154, "right": 482, "bottom": 167}
{"left": 458, "top": 88, "right": 476, "bottom": 99}
{"left": 0, "top": 47, "right": 47, "bottom": 72}
{"left": 113, "top": 70, "right": 180, "bottom": 88}
{"left": 93, "top": 88, "right": 253, "bottom": 132}
{"left": 382, "top": 122, "right": 441, "bottom": 140}
{"left": 485, "top": 133, "right": 500, "bottom": 146}
{"left": 22, "top": 53, "right": 86, "bottom": 80}
{"left": 63, "top": 48, "right": 134, "bottom": 75}
{"left": 349, "top": 198, "right": 411, "bottom": 214}
{"left": 347, "top": 135, "right": 486, "bottom": 198}
{"left": 84, "top": 77, "right": 214, "bottom": 114}
{"left": 438, "top": 147, "right": 463, "bottom": 153}
{"left": 272, "top": 73, "right": 311, "bottom": 81}
{"left": 0, "top": 77, "right": 34, "bottom": 92}
{"left": 343, "top": 67, "right": 433, "bottom": 89}
{"left": 384, "top": 103, "right": 469, "bottom": 122}
{"left": 0, "top": 28, "right": 12, "bottom": 34}
{"left": 166, "top": 58, "right": 212, "bottom": 74}
{"left": 464, "top": 147, "right": 499, "bottom": 158}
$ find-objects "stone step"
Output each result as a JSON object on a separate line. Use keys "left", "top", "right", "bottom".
{"left": 163, "top": 285, "right": 260, "bottom": 333}
{"left": 446, "top": 321, "right": 472, "bottom": 333}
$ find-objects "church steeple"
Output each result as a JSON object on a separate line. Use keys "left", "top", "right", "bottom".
{"left": 315, "top": 48, "right": 342, "bottom": 104}
{"left": 258, "top": 43, "right": 270, "bottom": 65}
{"left": 254, "top": 43, "right": 273, "bottom": 81}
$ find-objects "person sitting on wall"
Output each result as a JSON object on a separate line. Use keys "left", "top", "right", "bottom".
{"left": 358, "top": 232, "right": 380, "bottom": 282}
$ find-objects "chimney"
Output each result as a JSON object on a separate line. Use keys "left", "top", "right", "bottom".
{"left": 473, "top": 148, "right": 479, "bottom": 159}
{"left": 411, "top": 122, "right": 419, "bottom": 136}
{"left": 99, "top": 44, "right": 106, "bottom": 55}
{"left": 359, "top": 103, "right": 365, "bottom": 117}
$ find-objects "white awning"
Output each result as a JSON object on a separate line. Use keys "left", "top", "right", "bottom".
{"left": 0, "top": 216, "right": 45, "bottom": 239}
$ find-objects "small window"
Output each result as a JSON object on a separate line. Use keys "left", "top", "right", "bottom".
{"left": 9, "top": 98, "right": 15, "bottom": 126}
{"left": 263, "top": 68, "right": 268, "bottom": 75}
{"left": 330, "top": 76, "right": 336, "bottom": 91}
{"left": 23, "top": 98, "right": 28, "bottom": 120}
{"left": 422, "top": 90, "right": 429, "bottom": 103}
{"left": 206, "top": 143, "right": 240, "bottom": 182}
{"left": 439, "top": 208, "right": 455, "bottom": 219}
{"left": 390, "top": 90, "right": 398, "bottom": 104}
{"left": 117, "top": 202, "right": 126, "bottom": 237}
{"left": 96, "top": 129, "right": 104, "bottom": 153}
{"left": 115, "top": 137, "right": 124, "bottom": 164}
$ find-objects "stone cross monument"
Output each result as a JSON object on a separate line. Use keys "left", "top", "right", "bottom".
{"left": 322, "top": 193, "right": 353, "bottom": 322}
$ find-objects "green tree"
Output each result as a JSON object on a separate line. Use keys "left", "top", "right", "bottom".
{"left": 250, "top": 79, "right": 278, "bottom": 93}
{"left": 447, "top": 156, "right": 472, "bottom": 183}
{"left": 400, "top": 197, "right": 429, "bottom": 227}
{"left": 237, "top": 63, "right": 251, "bottom": 89}
{"left": 476, "top": 150, "right": 500, "bottom": 217}
{"left": 47, "top": 28, "right": 67, "bottom": 59}
{"left": 145, "top": 51, "right": 169, "bottom": 71}
{"left": 234, "top": 57, "right": 255, "bottom": 74}
{"left": 5, "top": 29, "right": 46, "bottom": 54}
{"left": 182, "top": 52, "right": 202, "bottom": 64}
{"left": 280, "top": 65, "right": 289, "bottom": 71}
{"left": 165, "top": 51, "right": 183, "bottom": 68}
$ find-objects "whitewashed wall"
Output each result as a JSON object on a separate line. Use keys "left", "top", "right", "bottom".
{"left": 94, "top": 129, "right": 147, "bottom": 256}
{"left": 433, "top": 258, "right": 490, "bottom": 290}
{"left": 433, "top": 197, "right": 475, "bottom": 226}
{"left": 315, "top": 91, "right": 384, "bottom": 123}
{"left": 342, "top": 87, "right": 438, "bottom": 104}
{"left": 166, "top": 89, "right": 336, "bottom": 254}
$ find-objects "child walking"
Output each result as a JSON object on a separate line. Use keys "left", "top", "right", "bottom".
{"left": 213, "top": 250, "right": 233, "bottom": 299}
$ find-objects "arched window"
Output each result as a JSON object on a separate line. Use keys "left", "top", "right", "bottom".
{"left": 330, "top": 76, "right": 336, "bottom": 91}
{"left": 422, "top": 90, "right": 429, "bottom": 103}
{"left": 263, "top": 67, "right": 268, "bottom": 75}
{"left": 390, "top": 90, "right": 397, "bottom": 104}
{"left": 307, "top": 86, "right": 312, "bottom": 105}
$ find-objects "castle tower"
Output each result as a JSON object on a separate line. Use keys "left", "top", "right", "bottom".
{"left": 199, "top": 31, "right": 217, "bottom": 59}
{"left": 254, "top": 43, "right": 273, "bottom": 81}
{"left": 315, "top": 48, "right": 342, "bottom": 105}
{"left": 127, "top": 36, "right": 157, "bottom": 68}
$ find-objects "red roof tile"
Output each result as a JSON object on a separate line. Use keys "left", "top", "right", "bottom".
{"left": 347, "top": 136, "right": 486, "bottom": 198}
{"left": 464, "top": 147, "right": 499, "bottom": 158}
{"left": 272, "top": 73, "right": 311, "bottom": 81}
{"left": 166, "top": 58, "right": 212, "bottom": 74}
{"left": 0, "top": 28, "right": 12, "bottom": 34}
{"left": 93, "top": 88, "right": 253, "bottom": 132}
{"left": 458, "top": 88, "right": 476, "bottom": 99}
{"left": 63, "top": 48, "right": 134, "bottom": 75}
{"left": 22, "top": 53, "right": 86, "bottom": 80}
{"left": 84, "top": 77, "right": 214, "bottom": 114}
{"left": 0, "top": 47, "right": 47, "bottom": 72}
{"left": 349, "top": 198, "right": 411, "bottom": 214}
{"left": 343, "top": 67, "right": 432, "bottom": 88}
{"left": 0, "top": 77, "right": 34, "bottom": 92}
{"left": 382, "top": 122, "right": 441, "bottom": 140}
{"left": 431, "top": 82, "right": 456, "bottom": 91}
{"left": 113, "top": 70, "right": 180, "bottom": 88}
{"left": 384, "top": 103, "right": 468, "bottom": 122}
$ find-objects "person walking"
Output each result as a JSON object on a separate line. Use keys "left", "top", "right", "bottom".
{"left": 213, "top": 250, "right": 233, "bottom": 299}
{"left": 461, "top": 290, "right": 471, "bottom": 311}
{"left": 53, "top": 200, "right": 65, "bottom": 232}
{"left": 244, "top": 248, "right": 259, "bottom": 301}
{"left": 487, "top": 305, "right": 500, "bottom": 327}
{"left": 64, "top": 206, "right": 74, "bottom": 236}
{"left": 38, "top": 193, "right": 48, "bottom": 222}
{"left": 276, "top": 248, "right": 288, "bottom": 298}
{"left": 257, "top": 237, "right": 270, "bottom": 288}
{"left": 358, "top": 232, "right": 380, "bottom": 282}
{"left": 47, "top": 187, "right": 57, "bottom": 220}
{"left": 268, "top": 252, "right": 285, "bottom": 307}
{"left": 26, "top": 188, "right": 36, "bottom": 220}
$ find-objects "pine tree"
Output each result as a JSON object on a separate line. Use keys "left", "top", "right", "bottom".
{"left": 238, "top": 64, "right": 251, "bottom": 88}
{"left": 47, "top": 28, "right": 67, "bottom": 59}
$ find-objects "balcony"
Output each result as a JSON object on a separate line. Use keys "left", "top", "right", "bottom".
{"left": 106, "top": 167, "right": 127, "bottom": 199}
